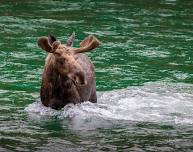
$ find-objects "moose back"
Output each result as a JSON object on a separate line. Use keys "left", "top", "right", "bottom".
{"left": 37, "top": 33, "right": 100, "bottom": 109}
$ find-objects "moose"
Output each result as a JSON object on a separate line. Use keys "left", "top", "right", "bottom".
{"left": 37, "top": 33, "right": 100, "bottom": 109}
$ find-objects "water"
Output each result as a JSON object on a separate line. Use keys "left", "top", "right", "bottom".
{"left": 1, "top": 0, "right": 193, "bottom": 151}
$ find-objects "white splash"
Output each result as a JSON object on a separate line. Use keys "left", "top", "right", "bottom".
{"left": 25, "top": 82, "right": 193, "bottom": 128}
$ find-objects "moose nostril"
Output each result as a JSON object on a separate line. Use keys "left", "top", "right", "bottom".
{"left": 68, "top": 68, "right": 86, "bottom": 85}
{"left": 75, "top": 71, "right": 86, "bottom": 85}
{"left": 79, "top": 78, "right": 86, "bottom": 85}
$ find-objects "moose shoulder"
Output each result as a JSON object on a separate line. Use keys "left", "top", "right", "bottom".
{"left": 37, "top": 33, "right": 100, "bottom": 109}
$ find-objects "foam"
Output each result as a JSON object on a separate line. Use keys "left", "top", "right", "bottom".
{"left": 25, "top": 82, "right": 193, "bottom": 128}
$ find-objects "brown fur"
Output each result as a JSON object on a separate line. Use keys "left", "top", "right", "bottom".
{"left": 38, "top": 34, "right": 99, "bottom": 109}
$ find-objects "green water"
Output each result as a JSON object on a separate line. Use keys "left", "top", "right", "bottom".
{"left": 1, "top": 0, "right": 193, "bottom": 151}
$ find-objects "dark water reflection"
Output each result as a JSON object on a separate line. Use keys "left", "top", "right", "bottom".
{"left": 1, "top": 0, "right": 193, "bottom": 151}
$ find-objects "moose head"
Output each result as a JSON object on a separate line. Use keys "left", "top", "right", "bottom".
{"left": 37, "top": 33, "right": 100, "bottom": 86}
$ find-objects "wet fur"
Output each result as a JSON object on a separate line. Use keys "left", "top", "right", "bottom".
{"left": 40, "top": 53, "right": 97, "bottom": 109}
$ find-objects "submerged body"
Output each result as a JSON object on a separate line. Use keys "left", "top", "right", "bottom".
{"left": 38, "top": 34, "right": 100, "bottom": 109}
{"left": 41, "top": 53, "right": 97, "bottom": 109}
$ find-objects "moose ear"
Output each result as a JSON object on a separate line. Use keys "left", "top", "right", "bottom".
{"left": 70, "top": 35, "right": 100, "bottom": 54}
{"left": 37, "top": 35, "right": 58, "bottom": 53}
{"left": 80, "top": 35, "right": 100, "bottom": 50}
{"left": 37, "top": 37, "right": 52, "bottom": 52}
{"left": 48, "top": 35, "right": 57, "bottom": 45}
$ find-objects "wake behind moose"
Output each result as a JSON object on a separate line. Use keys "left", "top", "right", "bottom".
{"left": 37, "top": 33, "right": 100, "bottom": 109}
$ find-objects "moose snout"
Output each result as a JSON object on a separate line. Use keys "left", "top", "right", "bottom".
{"left": 76, "top": 70, "right": 87, "bottom": 85}
{"left": 68, "top": 70, "right": 87, "bottom": 86}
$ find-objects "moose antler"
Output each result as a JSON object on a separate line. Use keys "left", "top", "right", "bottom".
{"left": 66, "top": 32, "right": 75, "bottom": 47}
{"left": 71, "top": 35, "right": 100, "bottom": 54}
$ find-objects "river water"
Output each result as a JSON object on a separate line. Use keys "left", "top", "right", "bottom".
{"left": 1, "top": 0, "right": 193, "bottom": 151}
